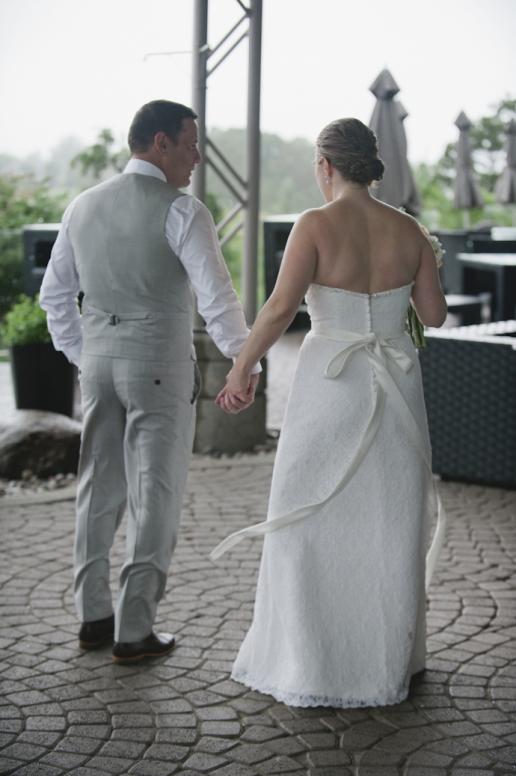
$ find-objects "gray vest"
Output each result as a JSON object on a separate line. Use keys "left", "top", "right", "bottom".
{"left": 68, "top": 173, "right": 194, "bottom": 362}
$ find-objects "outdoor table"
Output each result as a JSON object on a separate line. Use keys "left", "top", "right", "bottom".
{"left": 457, "top": 252, "right": 516, "bottom": 322}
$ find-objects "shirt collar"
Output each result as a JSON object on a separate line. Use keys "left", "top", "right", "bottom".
{"left": 123, "top": 158, "right": 167, "bottom": 182}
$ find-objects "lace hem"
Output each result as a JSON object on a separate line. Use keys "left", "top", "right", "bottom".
{"left": 231, "top": 669, "right": 410, "bottom": 709}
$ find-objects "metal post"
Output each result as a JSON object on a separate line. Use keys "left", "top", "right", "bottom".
{"left": 190, "top": 0, "right": 266, "bottom": 454}
{"left": 191, "top": 0, "right": 208, "bottom": 202}
{"left": 243, "top": 0, "right": 262, "bottom": 323}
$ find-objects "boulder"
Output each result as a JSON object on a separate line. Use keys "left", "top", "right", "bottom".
{"left": 0, "top": 410, "right": 81, "bottom": 479}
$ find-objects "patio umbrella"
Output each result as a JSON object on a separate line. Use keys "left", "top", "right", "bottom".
{"left": 396, "top": 101, "right": 421, "bottom": 215}
{"left": 369, "top": 68, "right": 420, "bottom": 213}
{"left": 453, "top": 111, "right": 483, "bottom": 225}
{"left": 495, "top": 119, "right": 516, "bottom": 221}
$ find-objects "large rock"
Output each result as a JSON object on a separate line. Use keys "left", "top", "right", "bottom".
{"left": 0, "top": 410, "right": 81, "bottom": 479}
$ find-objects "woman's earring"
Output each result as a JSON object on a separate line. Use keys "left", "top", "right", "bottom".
{"left": 324, "top": 177, "right": 330, "bottom": 184}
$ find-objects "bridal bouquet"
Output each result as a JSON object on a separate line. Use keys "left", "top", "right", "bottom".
{"left": 407, "top": 224, "right": 444, "bottom": 349}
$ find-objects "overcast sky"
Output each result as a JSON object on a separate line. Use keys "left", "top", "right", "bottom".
{"left": 1, "top": 0, "right": 515, "bottom": 164}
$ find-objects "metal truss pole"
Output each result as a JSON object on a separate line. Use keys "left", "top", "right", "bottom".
{"left": 191, "top": 0, "right": 262, "bottom": 322}
{"left": 191, "top": 0, "right": 208, "bottom": 203}
{"left": 191, "top": 0, "right": 266, "bottom": 454}
{"left": 243, "top": 0, "right": 262, "bottom": 323}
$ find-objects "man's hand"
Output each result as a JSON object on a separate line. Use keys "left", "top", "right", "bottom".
{"left": 215, "top": 371, "right": 259, "bottom": 414}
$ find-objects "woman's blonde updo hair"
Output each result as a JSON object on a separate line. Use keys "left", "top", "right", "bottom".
{"left": 316, "top": 118, "right": 384, "bottom": 185}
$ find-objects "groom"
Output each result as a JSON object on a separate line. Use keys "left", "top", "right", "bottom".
{"left": 40, "top": 100, "right": 260, "bottom": 663}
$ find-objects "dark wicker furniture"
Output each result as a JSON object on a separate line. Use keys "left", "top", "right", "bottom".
{"left": 420, "top": 320, "right": 516, "bottom": 488}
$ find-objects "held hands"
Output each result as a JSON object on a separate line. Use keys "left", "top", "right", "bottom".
{"left": 215, "top": 367, "right": 259, "bottom": 414}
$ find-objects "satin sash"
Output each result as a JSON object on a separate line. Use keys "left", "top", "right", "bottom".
{"left": 210, "top": 327, "right": 446, "bottom": 590}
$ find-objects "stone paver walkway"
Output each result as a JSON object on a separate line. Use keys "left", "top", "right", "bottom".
{"left": 1, "top": 455, "right": 516, "bottom": 776}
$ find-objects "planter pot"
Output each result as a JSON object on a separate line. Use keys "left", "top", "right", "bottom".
{"left": 9, "top": 342, "right": 76, "bottom": 417}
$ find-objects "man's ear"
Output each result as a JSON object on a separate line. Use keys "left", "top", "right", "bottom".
{"left": 153, "top": 131, "right": 169, "bottom": 154}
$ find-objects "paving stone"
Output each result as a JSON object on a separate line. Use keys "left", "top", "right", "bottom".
{"left": 143, "top": 744, "right": 189, "bottom": 762}
{"left": 436, "top": 720, "right": 482, "bottom": 736}
{"left": 227, "top": 742, "right": 274, "bottom": 764}
{"left": 196, "top": 736, "right": 238, "bottom": 753}
{"left": 306, "top": 750, "right": 352, "bottom": 767}
{"left": 155, "top": 727, "right": 198, "bottom": 744}
{"left": 54, "top": 735, "right": 101, "bottom": 754}
{"left": 339, "top": 720, "right": 394, "bottom": 749}
{"left": 255, "top": 755, "right": 304, "bottom": 773}
{"left": 490, "top": 745, "right": 516, "bottom": 763}
{"left": 7, "top": 765, "right": 64, "bottom": 776}
{"left": 17, "top": 731, "right": 62, "bottom": 748}
{"left": 40, "top": 751, "right": 88, "bottom": 769}
{"left": 240, "top": 725, "right": 285, "bottom": 743}
{"left": 0, "top": 759, "right": 25, "bottom": 774}
{"left": 156, "top": 712, "right": 197, "bottom": 727}
{"left": 213, "top": 764, "right": 258, "bottom": 776}
{"left": 264, "top": 738, "right": 307, "bottom": 756}
{"left": 67, "top": 724, "right": 112, "bottom": 738}
{"left": 194, "top": 706, "right": 239, "bottom": 721}
{"left": 109, "top": 727, "right": 155, "bottom": 743}
{"left": 1, "top": 743, "right": 47, "bottom": 761}
{"left": 408, "top": 750, "right": 453, "bottom": 766}
{"left": 455, "top": 752, "right": 495, "bottom": 766}
{"left": 200, "top": 721, "right": 241, "bottom": 736}
{"left": 181, "top": 752, "right": 228, "bottom": 771}
{"left": 128, "top": 762, "right": 179, "bottom": 776}
{"left": 82, "top": 756, "right": 135, "bottom": 774}
{"left": 99, "top": 740, "right": 147, "bottom": 758}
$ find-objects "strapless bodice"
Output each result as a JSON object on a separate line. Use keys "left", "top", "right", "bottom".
{"left": 306, "top": 282, "right": 413, "bottom": 338}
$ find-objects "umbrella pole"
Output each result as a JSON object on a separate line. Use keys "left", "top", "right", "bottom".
{"left": 462, "top": 209, "right": 470, "bottom": 228}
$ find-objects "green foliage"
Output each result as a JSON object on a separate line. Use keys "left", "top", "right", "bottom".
{"left": 72, "top": 129, "right": 130, "bottom": 180}
{"left": 0, "top": 174, "right": 65, "bottom": 321}
{"left": 204, "top": 191, "right": 243, "bottom": 292}
{"left": 0, "top": 294, "right": 51, "bottom": 346}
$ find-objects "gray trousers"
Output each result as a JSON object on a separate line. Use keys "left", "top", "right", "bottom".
{"left": 74, "top": 354, "right": 198, "bottom": 642}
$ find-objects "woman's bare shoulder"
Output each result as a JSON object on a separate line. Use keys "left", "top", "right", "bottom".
{"left": 292, "top": 206, "right": 328, "bottom": 233}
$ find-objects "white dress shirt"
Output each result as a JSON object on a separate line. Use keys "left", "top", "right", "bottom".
{"left": 40, "top": 159, "right": 261, "bottom": 373}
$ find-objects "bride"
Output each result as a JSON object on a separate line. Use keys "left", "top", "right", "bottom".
{"left": 212, "top": 117, "right": 447, "bottom": 708}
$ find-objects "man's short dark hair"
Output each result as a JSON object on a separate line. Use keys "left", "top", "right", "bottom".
{"left": 128, "top": 100, "right": 197, "bottom": 152}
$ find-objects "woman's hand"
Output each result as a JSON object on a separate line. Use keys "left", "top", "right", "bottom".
{"left": 215, "top": 369, "right": 259, "bottom": 414}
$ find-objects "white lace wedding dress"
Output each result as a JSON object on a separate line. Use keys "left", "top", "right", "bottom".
{"left": 211, "top": 283, "right": 445, "bottom": 708}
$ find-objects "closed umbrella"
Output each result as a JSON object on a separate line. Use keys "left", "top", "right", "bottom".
{"left": 369, "top": 68, "right": 420, "bottom": 213}
{"left": 397, "top": 101, "right": 421, "bottom": 215}
{"left": 495, "top": 119, "right": 516, "bottom": 221}
{"left": 453, "top": 111, "right": 483, "bottom": 225}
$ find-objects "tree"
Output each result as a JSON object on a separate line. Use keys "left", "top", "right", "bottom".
{"left": 0, "top": 174, "right": 66, "bottom": 321}
{"left": 72, "top": 129, "right": 129, "bottom": 179}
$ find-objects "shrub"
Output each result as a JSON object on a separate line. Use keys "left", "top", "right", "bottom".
{"left": 0, "top": 294, "right": 51, "bottom": 346}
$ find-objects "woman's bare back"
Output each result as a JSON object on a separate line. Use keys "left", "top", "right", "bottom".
{"left": 311, "top": 195, "right": 424, "bottom": 295}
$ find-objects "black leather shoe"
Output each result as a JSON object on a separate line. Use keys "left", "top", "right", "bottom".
{"left": 78, "top": 614, "right": 115, "bottom": 650}
{"left": 112, "top": 632, "right": 176, "bottom": 664}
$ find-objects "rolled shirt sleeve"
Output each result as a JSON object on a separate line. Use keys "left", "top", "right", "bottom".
{"left": 39, "top": 203, "right": 82, "bottom": 367}
{"left": 167, "top": 196, "right": 262, "bottom": 374}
